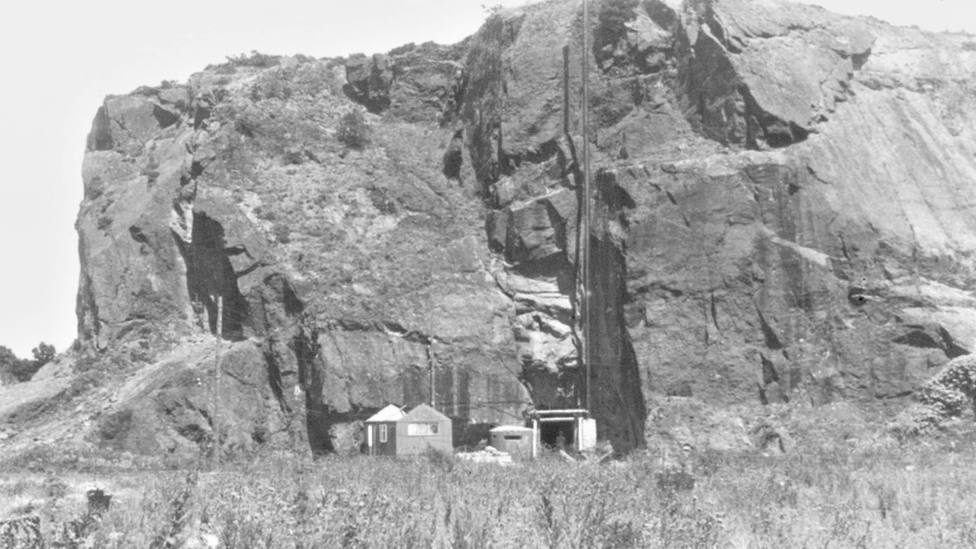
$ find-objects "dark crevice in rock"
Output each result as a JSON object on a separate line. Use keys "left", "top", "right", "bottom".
{"left": 180, "top": 160, "right": 206, "bottom": 187}
{"left": 128, "top": 225, "right": 150, "bottom": 246}
{"left": 281, "top": 280, "right": 304, "bottom": 317}
{"left": 327, "top": 318, "right": 435, "bottom": 346}
{"left": 710, "top": 291, "right": 720, "bottom": 330}
{"left": 578, "top": 165, "right": 646, "bottom": 452}
{"left": 152, "top": 104, "right": 180, "bottom": 129}
{"left": 173, "top": 212, "right": 249, "bottom": 340}
{"left": 442, "top": 129, "right": 464, "bottom": 180}
{"left": 644, "top": 0, "right": 676, "bottom": 30}
{"left": 893, "top": 329, "right": 941, "bottom": 349}
{"left": 290, "top": 325, "right": 330, "bottom": 454}
{"left": 664, "top": 190, "right": 678, "bottom": 206}
{"left": 851, "top": 48, "right": 872, "bottom": 71}
{"left": 190, "top": 160, "right": 205, "bottom": 180}
{"left": 702, "top": 301, "right": 710, "bottom": 346}
{"left": 382, "top": 320, "right": 409, "bottom": 336}
{"left": 511, "top": 255, "right": 576, "bottom": 296}
{"left": 193, "top": 94, "right": 217, "bottom": 130}
{"left": 233, "top": 261, "right": 266, "bottom": 280}
{"left": 344, "top": 54, "right": 395, "bottom": 113}
{"left": 262, "top": 339, "right": 290, "bottom": 414}
{"left": 938, "top": 327, "right": 970, "bottom": 359}
{"left": 760, "top": 352, "right": 779, "bottom": 384}
{"left": 76, "top": 270, "right": 101, "bottom": 347}
{"left": 705, "top": 17, "right": 735, "bottom": 53}
{"left": 451, "top": 67, "right": 469, "bottom": 115}
{"left": 586, "top": 233, "right": 647, "bottom": 452}
{"left": 596, "top": 170, "right": 637, "bottom": 212}
{"left": 755, "top": 306, "right": 785, "bottom": 350}
{"left": 510, "top": 137, "right": 564, "bottom": 168}
{"left": 741, "top": 86, "right": 809, "bottom": 149}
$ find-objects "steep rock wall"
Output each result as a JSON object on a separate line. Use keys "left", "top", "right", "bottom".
{"left": 69, "top": 0, "right": 976, "bottom": 456}
{"left": 76, "top": 51, "right": 530, "bottom": 455}
{"left": 459, "top": 0, "right": 976, "bottom": 451}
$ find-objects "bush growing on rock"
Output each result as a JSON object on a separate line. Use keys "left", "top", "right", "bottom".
{"left": 336, "top": 110, "right": 370, "bottom": 150}
{"left": 272, "top": 223, "right": 291, "bottom": 244}
{"left": 0, "top": 342, "right": 55, "bottom": 383}
{"left": 889, "top": 354, "right": 976, "bottom": 438}
{"left": 226, "top": 50, "right": 281, "bottom": 68}
{"left": 916, "top": 354, "right": 976, "bottom": 417}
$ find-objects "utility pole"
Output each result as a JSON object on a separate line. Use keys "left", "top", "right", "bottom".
{"left": 429, "top": 338, "right": 436, "bottom": 408}
{"left": 581, "top": 0, "right": 593, "bottom": 414}
{"left": 213, "top": 295, "right": 223, "bottom": 466}
{"left": 428, "top": 263, "right": 436, "bottom": 409}
{"left": 563, "top": 44, "right": 571, "bottom": 135}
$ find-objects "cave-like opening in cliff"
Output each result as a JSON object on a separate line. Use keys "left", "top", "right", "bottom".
{"left": 183, "top": 212, "right": 248, "bottom": 340}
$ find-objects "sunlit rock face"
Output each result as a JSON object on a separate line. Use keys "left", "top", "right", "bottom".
{"left": 72, "top": 0, "right": 976, "bottom": 455}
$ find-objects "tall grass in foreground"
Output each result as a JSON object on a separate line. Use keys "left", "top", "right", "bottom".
{"left": 7, "top": 446, "right": 976, "bottom": 548}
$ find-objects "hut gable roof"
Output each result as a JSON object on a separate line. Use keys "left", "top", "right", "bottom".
{"left": 401, "top": 403, "right": 449, "bottom": 423}
{"left": 365, "top": 404, "right": 405, "bottom": 423}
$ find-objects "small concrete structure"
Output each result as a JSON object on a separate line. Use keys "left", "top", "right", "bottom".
{"left": 456, "top": 446, "right": 513, "bottom": 465}
{"left": 489, "top": 425, "right": 534, "bottom": 461}
{"left": 527, "top": 409, "right": 597, "bottom": 458}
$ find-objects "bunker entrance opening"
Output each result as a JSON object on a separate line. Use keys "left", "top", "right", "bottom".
{"left": 539, "top": 420, "right": 576, "bottom": 449}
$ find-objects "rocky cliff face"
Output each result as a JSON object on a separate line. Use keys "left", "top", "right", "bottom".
{"left": 64, "top": 0, "right": 976, "bottom": 456}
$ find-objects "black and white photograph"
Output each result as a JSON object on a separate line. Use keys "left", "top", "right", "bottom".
{"left": 0, "top": 0, "right": 974, "bottom": 546}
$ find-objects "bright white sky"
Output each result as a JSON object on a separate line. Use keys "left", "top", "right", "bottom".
{"left": 0, "top": 0, "right": 970, "bottom": 359}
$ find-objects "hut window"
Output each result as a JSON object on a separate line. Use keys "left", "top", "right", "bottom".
{"left": 504, "top": 435, "right": 522, "bottom": 440}
{"left": 407, "top": 423, "right": 439, "bottom": 436}
{"left": 379, "top": 425, "right": 388, "bottom": 443}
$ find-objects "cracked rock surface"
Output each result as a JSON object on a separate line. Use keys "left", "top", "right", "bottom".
{"left": 4, "top": 0, "right": 975, "bottom": 457}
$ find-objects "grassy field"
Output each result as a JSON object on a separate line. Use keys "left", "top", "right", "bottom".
{"left": 3, "top": 441, "right": 976, "bottom": 548}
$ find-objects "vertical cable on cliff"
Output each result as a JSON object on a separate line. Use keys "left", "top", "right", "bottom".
{"left": 213, "top": 295, "right": 223, "bottom": 465}
{"left": 581, "top": 0, "right": 592, "bottom": 414}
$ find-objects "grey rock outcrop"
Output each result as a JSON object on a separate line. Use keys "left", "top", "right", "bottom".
{"left": 19, "top": 0, "right": 974, "bottom": 457}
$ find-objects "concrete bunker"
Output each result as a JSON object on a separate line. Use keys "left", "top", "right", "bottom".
{"left": 527, "top": 409, "right": 597, "bottom": 457}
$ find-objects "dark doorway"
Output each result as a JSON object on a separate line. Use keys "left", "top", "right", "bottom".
{"left": 539, "top": 421, "right": 575, "bottom": 450}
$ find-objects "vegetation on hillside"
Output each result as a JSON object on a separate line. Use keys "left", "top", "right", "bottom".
{"left": 0, "top": 342, "right": 55, "bottom": 384}
{"left": 336, "top": 109, "right": 371, "bottom": 150}
{"left": 3, "top": 438, "right": 976, "bottom": 547}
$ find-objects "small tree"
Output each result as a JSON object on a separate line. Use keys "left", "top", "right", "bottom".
{"left": 336, "top": 110, "right": 371, "bottom": 150}
{"left": 32, "top": 342, "right": 55, "bottom": 365}
{"left": 0, "top": 343, "right": 53, "bottom": 383}
{"left": 0, "top": 346, "right": 18, "bottom": 383}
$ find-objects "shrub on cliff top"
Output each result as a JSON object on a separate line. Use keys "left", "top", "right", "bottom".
{"left": 226, "top": 50, "right": 281, "bottom": 68}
